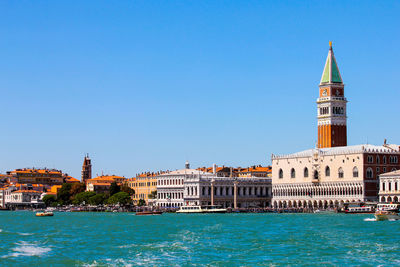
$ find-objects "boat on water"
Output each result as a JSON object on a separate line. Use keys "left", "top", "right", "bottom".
{"left": 314, "top": 209, "right": 336, "bottom": 214}
{"left": 374, "top": 203, "right": 400, "bottom": 221}
{"left": 135, "top": 211, "right": 163, "bottom": 216}
{"left": 374, "top": 210, "right": 400, "bottom": 221}
{"left": 36, "top": 211, "right": 54, "bottom": 217}
{"left": 345, "top": 206, "right": 375, "bottom": 214}
{"left": 176, "top": 205, "right": 227, "bottom": 214}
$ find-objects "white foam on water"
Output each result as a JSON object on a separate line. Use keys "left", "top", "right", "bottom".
{"left": 17, "top": 232, "right": 33, "bottom": 236}
{"left": 364, "top": 218, "right": 376, "bottom": 222}
{"left": 3, "top": 241, "right": 51, "bottom": 258}
{"left": 0, "top": 229, "right": 2, "bottom": 232}
{"left": 388, "top": 219, "right": 398, "bottom": 221}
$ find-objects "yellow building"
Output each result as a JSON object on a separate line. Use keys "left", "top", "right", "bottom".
{"left": 128, "top": 172, "right": 158, "bottom": 205}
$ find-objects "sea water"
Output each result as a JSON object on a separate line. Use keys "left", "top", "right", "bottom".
{"left": 0, "top": 211, "right": 399, "bottom": 266}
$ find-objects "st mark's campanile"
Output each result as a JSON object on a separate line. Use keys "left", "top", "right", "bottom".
{"left": 317, "top": 42, "right": 347, "bottom": 148}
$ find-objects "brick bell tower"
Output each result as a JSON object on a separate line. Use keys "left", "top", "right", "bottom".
{"left": 81, "top": 154, "right": 92, "bottom": 184}
{"left": 317, "top": 42, "right": 347, "bottom": 148}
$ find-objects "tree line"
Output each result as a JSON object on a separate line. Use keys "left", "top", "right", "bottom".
{"left": 42, "top": 182, "right": 135, "bottom": 207}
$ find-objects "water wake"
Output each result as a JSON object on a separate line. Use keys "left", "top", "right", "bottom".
{"left": 2, "top": 241, "right": 51, "bottom": 258}
{"left": 364, "top": 218, "right": 376, "bottom": 222}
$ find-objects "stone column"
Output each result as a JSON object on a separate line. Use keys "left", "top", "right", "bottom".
{"left": 234, "top": 181, "right": 238, "bottom": 209}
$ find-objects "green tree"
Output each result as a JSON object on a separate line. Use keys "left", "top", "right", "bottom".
{"left": 109, "top": 182, "right": 120, "bottom": 196}
{"left": 120, "top": 185, "right": 135, "bottom": 196}
{"left": 57, "top": 183, "right": 72, "bottom": 205}
{"left": 107, "top": 192, "right": 131, "bottom": 205}
{"left": 72, "top": 191, "right": 96, "bottom": 205}
{"left": 88, "top": 193, "right": 107, "bottom": 205}
{"left": 42, "top": 194, "right": 56, "bottom": 206}
{"left": 70, "top": 183, "right": 86, "bottom": 196}
{"left": 138, "top": 199, "right": 146, "bottom": 206}
{"left": 148, "top": 190, "right": 157, "bottom": 199}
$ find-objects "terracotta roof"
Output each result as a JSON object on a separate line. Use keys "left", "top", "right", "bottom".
{"left": 11, "top": 169, "right": 62, "bottom": 174}
{"left": 239, "top": 166, "right": 271, "bottom": 173}
{"left": 65, "top": 177, "right": 80, "bottom": 182}
{"left": 12, "top": 190, "right": 41, "bottom": 193}
{"left": 90, "top": 175, "right": 125, "bottom": 181}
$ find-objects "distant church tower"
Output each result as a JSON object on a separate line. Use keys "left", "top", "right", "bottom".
{"left": 317, "top": 42, "right": 347, "bottom": 148}
{"left": 81, "top": 154, "right": 92, "bottom": 183}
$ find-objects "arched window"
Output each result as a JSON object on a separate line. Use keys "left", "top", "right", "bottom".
{"left": 291, "top": 168, "right": 296, "bottom": 178}
{"left": 325, "top": 166, "right": 330, "bottom": 177}
{"left": 383, "top": 156, "right": 387, "bottom": 164}
{"left": 376, "top": 156, "right": 380, "bottom": 164}
{"left": 338, "top": 167, "right": 344, "bottom": 178}
{"left": 353, "top": 167, "right": 359, "bottom": 178}
{"left": 314, "top": 170, "right": 319, "bottom": 180}
{"left": 367, "top": 155, "right": 373, "bottom": 163}
{"left": 304, "top": 168, "right": 309, "bottom": 178}
{"left": 392, "top": 168, "right": 397, "bottom": 172}
{"left": 366, "top": 167, "right": 373, "bottom": 178}
{"left": 279, "top": 169, "right": 283, "bottom": 179}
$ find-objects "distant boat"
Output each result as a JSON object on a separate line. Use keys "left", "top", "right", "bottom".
{"left": 344, "top": 206, "right": 375, "bottom": 214}
{"left": 36, "top": 211, "right": 54, "bottom": 217}
{"left": 135, "top": 211, "right": 163, "bottom": 216}
{"left": 176, "top": 205, "right": 227, "bottom": 214}
{"left": 314, "top": 209, "right": 335, "bottom": 214}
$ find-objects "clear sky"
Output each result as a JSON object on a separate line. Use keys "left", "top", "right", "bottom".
{"left": 0, "top": 1, "right": 399, "bottom": 179}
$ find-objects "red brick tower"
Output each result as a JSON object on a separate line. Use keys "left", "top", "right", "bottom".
{"left": 81, "top": 154, "right": 92, "bottom": 184}
{"left": 317, "top": 42, "right": 347, "bottom": 148}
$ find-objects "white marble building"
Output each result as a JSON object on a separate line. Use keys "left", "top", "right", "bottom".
{"left": 156, "top": 162, "right": 272, "bottom": 208}
{"left": 379, "top": 170, "right": 400, "bottom": 203}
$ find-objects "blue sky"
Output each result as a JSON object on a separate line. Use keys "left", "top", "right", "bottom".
{"left": 0, "top": 1, "right": 399, "bottom": 179}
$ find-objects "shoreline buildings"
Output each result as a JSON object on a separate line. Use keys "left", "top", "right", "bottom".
{"left": 156, "top": 162, "right": 271, "bottom": 208}
{"left": 271, "top": 43, "right": 400, "bottom": 209}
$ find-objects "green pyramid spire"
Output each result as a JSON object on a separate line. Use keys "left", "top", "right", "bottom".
{"left": 320, "top": 42, "right": 343, "bottom": 84}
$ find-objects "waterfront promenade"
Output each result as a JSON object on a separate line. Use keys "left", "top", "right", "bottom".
{"left": 0, "top": 211, "right": 399, "bottom": 266}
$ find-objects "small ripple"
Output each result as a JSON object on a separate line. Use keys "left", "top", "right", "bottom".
{"left": 17, "top": 232, "right": 33, "bottom": 236}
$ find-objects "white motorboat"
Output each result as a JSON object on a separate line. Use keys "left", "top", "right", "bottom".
{"left": 176, "top": 205, "right": 227, "bottom": 214}
{"left": 374, "top": 203, "right": 400, "bottom": 221}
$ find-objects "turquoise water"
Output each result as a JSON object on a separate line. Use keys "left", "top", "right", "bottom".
{"left": 0, "top": 211, "right": 399, "bottom": 266}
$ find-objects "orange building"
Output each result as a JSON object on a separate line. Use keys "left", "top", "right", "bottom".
{"left": 238, "top": 166, "right": 271, "bottom": 178}
{"left": 8, "top": 168, "right": 66, "bottom": 185}
{"left": 86, "top": 175, "right": 126, "bottom": 194}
